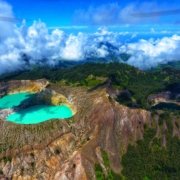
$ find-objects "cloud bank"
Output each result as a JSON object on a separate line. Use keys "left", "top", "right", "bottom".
{"left": 0, "top": 0, "right": 15, "bottom": 39}
{"left": 0, "top": 0, "right": 180, "bottom": 75}
{"left": 74, "top": 2, "right": 161, "bottom": 25}
{"left": 123, "top": 35, "right": 180, "bottom": 69}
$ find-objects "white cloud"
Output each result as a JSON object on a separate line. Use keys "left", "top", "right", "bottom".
{"left": 61, "top": 33, "right": 85, "bottom": 60}
{"left": 74, "top": 3, "right": 121, "bottom": 25}
{"left": 120, "top": 2, "right": 159, "bottom": 24}
{"left": 49, "top": 26, "right": 88, "bottom": 30}
{"left": 0, "top": 0, "right": 15, "bottom": 39}
{"left": 74, "top": 2, "right": 160, "bottom": 25}
{"left": 123, "top": 35, "right": 180, "bottom": 69}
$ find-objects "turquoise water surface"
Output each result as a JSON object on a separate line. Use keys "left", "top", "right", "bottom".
{"left": 6, "top": 105, "right": 73, "bottom": 124}
{"left": 0, "top": 92, "right": 34, "bottom": 109}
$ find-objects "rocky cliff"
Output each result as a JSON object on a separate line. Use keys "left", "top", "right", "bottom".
{"left": 0, "top": 79, "right": 49, "bottom": 97}
{"left": 0, "top": 80, "right": 178, "bottom": 179}
{"left": 148, "top": 83, "right": 180, "bottom": 108}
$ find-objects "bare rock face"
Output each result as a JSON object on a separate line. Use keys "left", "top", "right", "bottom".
{"left": 37, "top": 88, "right": 77, "bottom": 114}
{"left": 148, "top": 91, "right": 174, "bottom": 105}
{"left": 148, "top": 83, "right": 180, "bottom": 107}
{"left": 0, "top": 81, "right": 152, "bottom": 179}
{"left": 0, "top": 79, "right": 49, "bottom": 96}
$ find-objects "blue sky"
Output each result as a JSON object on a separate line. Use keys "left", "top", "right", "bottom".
{"left": 6, "top": 0, "right": 180, "bottom": 27}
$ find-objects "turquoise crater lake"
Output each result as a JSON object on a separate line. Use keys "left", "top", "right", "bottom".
{"left": 6, "top": 105, "right": 73, "bottom": 124}
{"left": 0, "top": 92, "right": 34, "bottom": 109}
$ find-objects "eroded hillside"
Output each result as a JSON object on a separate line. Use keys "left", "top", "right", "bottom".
{"left": 0, "top": 80, "right": 150, "bottom": 179}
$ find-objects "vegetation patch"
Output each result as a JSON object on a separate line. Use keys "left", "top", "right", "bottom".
{"left": 4, "top": 62, "right": 179, "bottom": 109}
{"left": 121, "top": 125, "right": 180, "bottom": 180}
{"left": 95, "top": 150, "right": 123, "bottom": 180}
